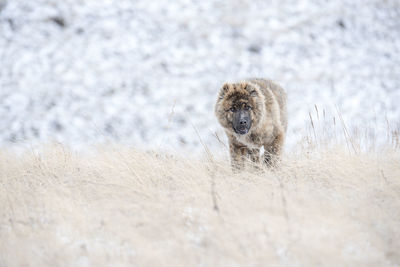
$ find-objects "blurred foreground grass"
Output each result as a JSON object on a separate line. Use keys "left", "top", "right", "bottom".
{"left": 0, "top": 140, "right": 399, "bottom": 266}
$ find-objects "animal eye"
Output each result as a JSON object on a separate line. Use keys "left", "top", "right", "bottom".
{"left": 244, "top": 105, "right": 252, "bottom": 110}
{"left": 230, "top": 107, "right": 236, "bottom": 112}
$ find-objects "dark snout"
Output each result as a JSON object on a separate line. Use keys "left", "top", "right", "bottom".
{"left": 233, "top": 110, "right": 251, "bottom": 135}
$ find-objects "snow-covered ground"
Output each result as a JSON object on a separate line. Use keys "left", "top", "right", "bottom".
{"left": 0, "top": 0, "right": 399, "bottom": 152}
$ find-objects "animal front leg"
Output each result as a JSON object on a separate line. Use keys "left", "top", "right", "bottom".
{"left": 248, "top": 148, "right": 261, "bottom": 168}
{"left": 264, "top": 132, "right": 285, "bottom": 167}
{"left": 229, "top": 143, "right": 249, "bottom": 171}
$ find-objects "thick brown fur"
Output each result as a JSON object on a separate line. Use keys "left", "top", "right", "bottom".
{"left": 215, "top": 78, "right": 287, "bottom": 169}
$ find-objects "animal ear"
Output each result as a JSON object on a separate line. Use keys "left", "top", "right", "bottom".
{"left": 219, "top": 83, "right": 230, "bottom": 99}
{"left": 244, "top": 84, "right": 257, "bottom": 97}
{"left": 222, "top": 83, "right": 230, "bottom": 92}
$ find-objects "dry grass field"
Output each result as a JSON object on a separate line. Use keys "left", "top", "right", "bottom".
{"left": 1, "top": 139, "right": 400, "bottom": 266}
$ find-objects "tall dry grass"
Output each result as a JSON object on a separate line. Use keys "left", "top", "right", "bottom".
{"left": 0, "top": 137, "right": 399, "bottom": 266}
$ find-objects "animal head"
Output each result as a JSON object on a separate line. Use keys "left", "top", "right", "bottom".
{"left": 215, "top": 81, "right": 266, "bottom": 135}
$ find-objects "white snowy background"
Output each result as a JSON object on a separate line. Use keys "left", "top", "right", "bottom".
{"left": 0, "top": 0, "right": 399, "bottom": 153}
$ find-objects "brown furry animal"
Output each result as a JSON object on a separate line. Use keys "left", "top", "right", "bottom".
{"left": 215, "top": 78, "right": 287, "bottom": 169}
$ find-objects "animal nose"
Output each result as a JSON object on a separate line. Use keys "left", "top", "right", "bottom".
{"left": 240, "top": 119, "right": 247, "bottom": 125}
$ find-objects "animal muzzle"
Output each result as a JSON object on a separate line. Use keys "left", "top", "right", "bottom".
{"left": 233, "top": 111, "right": 251, "bottom": 135}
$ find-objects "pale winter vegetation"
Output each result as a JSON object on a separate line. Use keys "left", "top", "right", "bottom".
{"left": 1, "top": 0, "right": 399, "bottom": 265}
{"left": 1, "top": 130, "right": 399, "bottom": 266}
